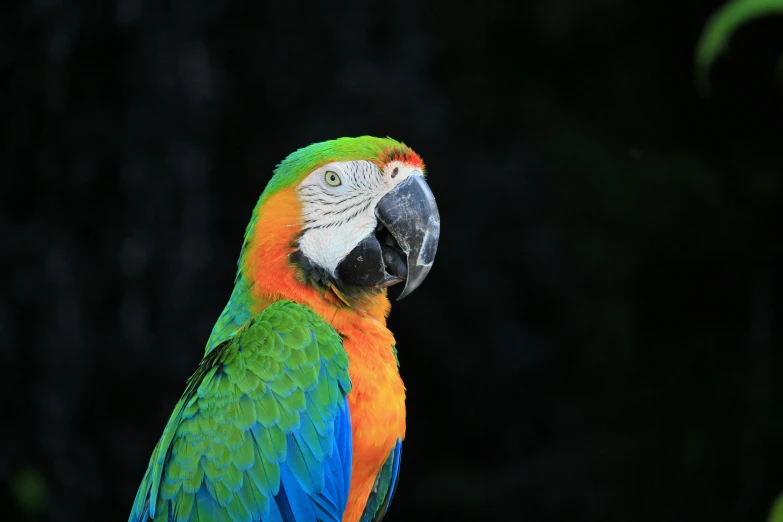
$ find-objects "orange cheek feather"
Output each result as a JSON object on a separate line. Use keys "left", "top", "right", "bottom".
{"left": 243, "top": 187, "right": 407, "bottom": 522}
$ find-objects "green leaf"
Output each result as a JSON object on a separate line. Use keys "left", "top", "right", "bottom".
{"left": 11, "top": 468, "right": 49, "bottom": 516}
{"left": 769, "top": 491, "right": 783, "bottom": 522}
{"left": 695, "top": 0, "right": 783, "bottom": 94}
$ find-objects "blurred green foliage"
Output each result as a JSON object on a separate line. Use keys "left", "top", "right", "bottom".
{"left": 696, "top": 0, "right": 783, "bottom": 93}
{"left": 10, "top": 468, "right": 48, "bottom": 517}
{"left": 697, "top": 3, "right": 783, "bottom": 519}
{"left": 770, "top": 493, "right": 783, "bottom": 522}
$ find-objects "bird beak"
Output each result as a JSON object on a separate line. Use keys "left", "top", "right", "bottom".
{"left": 375, "top": 174, "right": 440, "bottom": 300}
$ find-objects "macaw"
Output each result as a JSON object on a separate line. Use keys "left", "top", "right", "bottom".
{"left": 129, "top": 136, "right": 440, "bottom": 522}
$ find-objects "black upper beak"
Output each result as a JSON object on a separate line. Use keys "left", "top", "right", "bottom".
{"left": 375, "top": 175, "right": 440, "bottom": 300}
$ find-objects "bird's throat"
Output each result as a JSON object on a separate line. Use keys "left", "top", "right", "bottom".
{"left": 232, "top": 186, "right": 393, "bottom": 337}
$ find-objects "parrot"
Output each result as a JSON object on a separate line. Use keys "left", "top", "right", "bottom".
{"left": 128, "top": 136, "right": 440, "bottom": 522}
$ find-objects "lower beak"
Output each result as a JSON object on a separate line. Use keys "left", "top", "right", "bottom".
{"left": 375, "top": 175, "right": 440, "bottom": 300}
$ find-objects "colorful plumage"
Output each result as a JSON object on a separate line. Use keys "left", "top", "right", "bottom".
{"left": 129, "top": 136, "right": 440, "bottom": 522}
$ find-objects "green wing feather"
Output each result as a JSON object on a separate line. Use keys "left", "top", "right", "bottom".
{"left": 129, "top": 300, "right": 352, "bottom": 522}
{"left": 359, "top": 442, "right": 402, "bottom": 522}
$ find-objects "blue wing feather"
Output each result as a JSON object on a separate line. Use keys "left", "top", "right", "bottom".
{"left": 385, "top": 440, "right": 402, "bottom": 512}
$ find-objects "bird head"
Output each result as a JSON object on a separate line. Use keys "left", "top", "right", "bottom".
{"left": 241, "top": 136, "right": 440, "bottom": 309}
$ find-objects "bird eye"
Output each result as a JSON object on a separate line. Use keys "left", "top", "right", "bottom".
{"left": 324, "top": 171, "right": 342, "bottom": 187}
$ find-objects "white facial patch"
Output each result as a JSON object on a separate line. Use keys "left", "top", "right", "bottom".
{"left": 296, "top": 160, "right": 420, "bottom": 276}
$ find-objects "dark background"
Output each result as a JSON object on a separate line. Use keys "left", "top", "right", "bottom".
{"left": 3, "top": 1, "right": 783, "bottom": 521}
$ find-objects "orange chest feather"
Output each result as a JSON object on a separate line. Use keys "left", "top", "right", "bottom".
{"left": 341, "top": 326, "right": 406, "bottom": 522}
